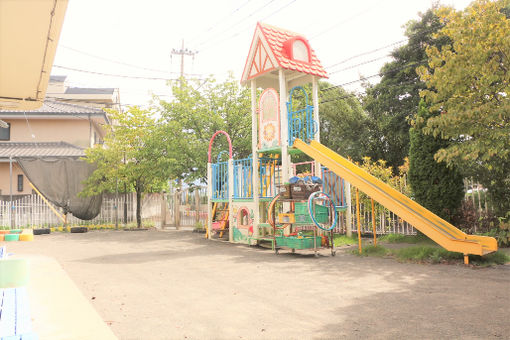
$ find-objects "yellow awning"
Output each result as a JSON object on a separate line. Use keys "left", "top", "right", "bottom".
{"left": 0, "top": 0, "right": 68, "bottom": 110}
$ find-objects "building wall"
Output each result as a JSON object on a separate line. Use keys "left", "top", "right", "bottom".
{"left": 4, "top": 118, "right": 101, "bottom": 148}
{"left": 0, "top": 162, "right": 32, "bottom": 195}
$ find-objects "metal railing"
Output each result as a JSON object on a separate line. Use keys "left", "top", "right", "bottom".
{"left": 233, "top": 158, "right": 253, "bottom": 199}
{"left": 211, "top": 161, "right": 228, "bottom": 200}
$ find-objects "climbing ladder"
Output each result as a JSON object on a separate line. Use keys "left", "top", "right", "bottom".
{"left": 208, "top": 202, "right": 229, "bottom": 239}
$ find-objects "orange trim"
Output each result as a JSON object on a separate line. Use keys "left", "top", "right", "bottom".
{"left": 247, "top": 66, "right": 276, "bottom": 81}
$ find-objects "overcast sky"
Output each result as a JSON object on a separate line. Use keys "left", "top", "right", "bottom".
{"left": 52, "top": 0, "right": 473, "bottom": 107}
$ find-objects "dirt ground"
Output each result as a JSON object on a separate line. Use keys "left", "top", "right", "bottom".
{"left": 5, "top": 230, "right": 510, "bottom": 340}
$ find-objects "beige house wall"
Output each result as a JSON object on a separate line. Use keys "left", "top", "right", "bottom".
{"left": 4, "top": 118, "right": 103, "bottom": 148}
{"left": 0, "top": 162, "right": 32, "bottom": 195}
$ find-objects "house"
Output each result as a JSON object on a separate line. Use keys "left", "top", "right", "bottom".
{"left": 46, "top": 75, "right": 121, "bottom": 111}
{"left": 0, "top": 100, "right": 110, "bottom": 196}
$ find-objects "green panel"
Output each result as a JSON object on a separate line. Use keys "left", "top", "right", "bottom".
{"left": 285, "top": 236, "right": 322, "bottom": 249}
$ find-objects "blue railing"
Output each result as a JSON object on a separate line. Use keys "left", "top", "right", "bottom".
{"left": 322, "top": 167, "right": 346, "bottom": 207}
{"left": 233, "top": 158, "right": 253, "bottom": 199}
{"left": 287, "top": 86, "right": 318, "bottom": 146}
{"left": 212, "top": 161, "right": 228, "bottom": 200}
{"left": 260, "top": 157, "right": 281, "bottom": 198}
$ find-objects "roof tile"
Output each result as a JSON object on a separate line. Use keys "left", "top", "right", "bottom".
{"left": 257, "top": 22, "right": 328, "bottom": 79}
{"left": 0, "top": 142, "right": 85, "bottom": 159}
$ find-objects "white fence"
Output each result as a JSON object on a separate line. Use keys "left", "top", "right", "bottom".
{"left": 0, "top": 193, "right": 163, "bottom": 228}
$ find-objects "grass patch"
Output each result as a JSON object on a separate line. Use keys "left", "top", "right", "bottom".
{"left": 352, "top": 245, "right": 389, "bottom": 257}
{"left": 333, "top": 234, "right": 359, "bottom": 246}
{"left": 394, "top": 246, "right": 462, "bottom": 263}
{"left": 469, "top": 251, "right": 510, "bottom": 266}
{"left": 379, "top": 233, "right": 433, "bottom": 244}
{"left": 392, "top": 246, "right": 510, "bottom": 266}
{"left": 349, "top": 243, "right": 510, "bottom": 266}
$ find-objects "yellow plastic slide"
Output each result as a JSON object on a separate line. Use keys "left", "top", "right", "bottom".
{"left": 293, "top": 139, "right": 498, "bottom": 256}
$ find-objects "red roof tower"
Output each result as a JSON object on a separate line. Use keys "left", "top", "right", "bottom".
{"left": 241, "top": 23, "right": 328, "bottom": 88}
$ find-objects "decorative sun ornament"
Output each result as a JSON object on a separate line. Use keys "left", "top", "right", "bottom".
{"left": 263, "top": 123, "right": 276, "bottom": 142}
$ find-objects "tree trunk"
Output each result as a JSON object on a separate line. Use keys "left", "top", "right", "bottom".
{"left": 136, "top": 185, "right": 142, "bottom": 228}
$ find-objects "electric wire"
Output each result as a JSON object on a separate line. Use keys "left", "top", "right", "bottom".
{"left": 60, "top": 45, "right": 184, "bottom": 75}
{"left": 187, "top": 0, "right": 253, "bottom": 45}
{"left": 324, "top": 39, "right": 407, "bottom": 70}
{"left": 53, "top": 65, "right": 203, "bottom": 81}
{"left": 328, "top": 55, "right": 394, "bottom": 75}
{"left": 197, "top": 0, "right": 298, "bottom": 53}
{"left": 321, "top": 60, "right": 427, "bottom": 93}
{"left": 193, "top": 0, "right": 277, "bottom": 49}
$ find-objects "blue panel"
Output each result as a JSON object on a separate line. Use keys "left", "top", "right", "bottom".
{"left": 0, "top": 289, "right": 16, "bottom": 337}
{"left": 287, "top": 86, "right": 317, "bottom": 146}
{"left": 14, "top": 288, "right": 32, "bottom": 335}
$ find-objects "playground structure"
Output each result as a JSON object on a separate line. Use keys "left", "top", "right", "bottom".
{"left": 206, "top": 23, "right": 498, "bottom": 262}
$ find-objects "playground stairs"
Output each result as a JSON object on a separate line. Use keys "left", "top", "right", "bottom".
{"left": 293, "top": 139, "right": 498, "bottom": 258}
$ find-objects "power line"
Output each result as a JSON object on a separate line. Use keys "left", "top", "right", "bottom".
{"left": 194, "top": 0, "right": 278, "bottom": 50}
{"left": 319, "top": 78, "right": 418, "bottom": 104}
{"left": 328, "top": 55, "right": 394, "bottom": 75}
{"left": 323, "top": 22, "right": 446, "bottom": 72}
{"left": 53, "top": 65, "right": 203, "bottom": 81}
{"left": 310, "top": 2, "right": 376, "bottom": 40}
{"left": 321, "top": 60, "right": 427, "bottom": 93}
{"left": 187, "top": 0, "right": 253, "bottom": 45}
{"left": 60, "top": 45, "right": 181, "bottom": 75}
{"left": 198, "top": 0, "right": 298, "bottom": 53}
{"left": 325, "top": 39, "right": 407, "bottom": 70}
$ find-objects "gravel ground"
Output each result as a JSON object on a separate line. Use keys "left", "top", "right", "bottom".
{"left": 6, "top": 230, "right": 510, "bottom": 340}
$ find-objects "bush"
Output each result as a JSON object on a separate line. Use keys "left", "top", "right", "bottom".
{"left": 409, "top": 100, "right": 464, "bottom": 222}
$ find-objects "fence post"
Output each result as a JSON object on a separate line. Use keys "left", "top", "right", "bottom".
{"left": 174, "top": 190, "right": 180, "bottom": 230}
{"left": 160, "top": 192, "right": 167, "bottom": 229}
{"left": 194, "top": 190, "right": 200, "bottom": 226}
{"left": 345, "top": 181, "right": 352, "bottom": 237}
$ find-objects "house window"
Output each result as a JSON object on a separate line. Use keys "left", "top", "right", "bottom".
{"left": 17, "top": 174, "right": 23, "bottom": 192}
{"left": 0, "top": 123, "right": 10, "bottom": 140}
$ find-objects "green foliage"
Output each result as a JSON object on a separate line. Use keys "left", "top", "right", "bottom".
{"left": 354, "top": 245, "right": 389, "bottom": 257}
{"left": 409, "top": 100, "right": 464, "bottom": 221}
{"left": 418, "top": 0, "right": 510, "bottom": 216}
{"left": 157, "top": 75, "right": 251, "bottom": 185}
{"left": 394, "top": 246, "right": 463, "bottom": 263}
{"left": 471, "top": 251, "right": 510, "bottom": 265}
{"left": 379, "top": 233, "right": 433, "bottom": 244}
{"left": 83, "top": 107, "right": 173, "bottom": 227}
{"left": 319, "top": 83, "right": 370, "bottom": 162}
{"left": 487, "top": 218, "right": 510, "bottom": 247}
{"left": 333, "top": 234, "right": 359, "bottom": 246}
{"left": 362, "top": 8, "right": 448, "bottom": 172}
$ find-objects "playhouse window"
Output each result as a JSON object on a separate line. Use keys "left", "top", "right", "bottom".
{"left": 292, "top": 39, "right": 309, "bottom": 62}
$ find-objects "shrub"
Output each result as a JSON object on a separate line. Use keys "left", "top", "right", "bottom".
{"left": 409, "top": 100, "right": 464, "bottom": 222}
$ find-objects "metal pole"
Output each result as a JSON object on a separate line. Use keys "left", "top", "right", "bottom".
{"left": 9, "top": 156, "right": 13, "bottom": 229}
{"left": 124, "top": 182, "right": 127, "bottom": 225}
{"left": 115, "top": 178, "right": 119, "bottom": 229}
{"left": 356, "top": 188, "right": 362, "bottom": 254}
{"left": 371, "top": 198, "right": 377, "bottom": 246}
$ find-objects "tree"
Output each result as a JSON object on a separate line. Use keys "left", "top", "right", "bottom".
{"left": 362, "top": 8, "right": 449, "bottom": 173}
{"left": 409, "top": 100, "right": 464, "bottom": 221}
{"left": 157, "top": 75, "right": 252, "bottom": 185}
{"left": 319, "top": 83, "right": 370, "bottom": 162}
{"left": 83, "top": 107, "right": 175, "bottom": 228}
{"left": 417, "top": 0, "right": 510, "bottom": 215}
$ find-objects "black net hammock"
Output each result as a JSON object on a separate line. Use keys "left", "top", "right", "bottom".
{"left": 17, "top": 157, "right": 102, "bottom": 220}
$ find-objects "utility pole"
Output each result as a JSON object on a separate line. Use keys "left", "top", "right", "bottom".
{"left": 171, "top": 39, "right": 197, "bottom": 84}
